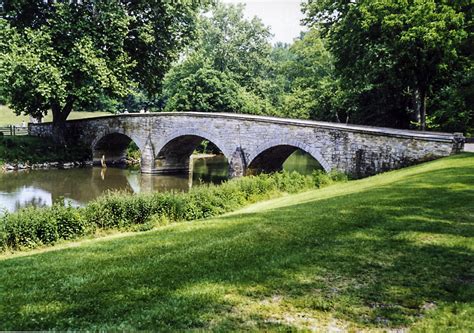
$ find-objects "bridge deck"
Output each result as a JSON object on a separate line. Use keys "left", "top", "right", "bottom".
{"left": 36, "top": 112, "right": 457, "bottom": 142}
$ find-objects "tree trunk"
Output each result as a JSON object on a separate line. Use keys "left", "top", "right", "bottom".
{"left": 413, "top": 88, "right": 421, "bottom": 124}
{"left": 51, "top": 97, "right": 74, "bottom": 144}
{"left": 420, "top": 90, "right": 427, "bottom": 131}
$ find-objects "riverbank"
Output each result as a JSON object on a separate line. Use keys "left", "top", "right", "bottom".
{"left": 0, "top": 170, "right": 345, "bottom": 252}
{"left": 1, "top": 153, "right": 472, "bottom": 331}
{"left": 1, "top": 160, "right": 93, "bottom": 172}
{"left": 0, "top": 136, "right": 91, "bottom": 170}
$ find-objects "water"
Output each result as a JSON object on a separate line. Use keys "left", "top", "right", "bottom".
{"left": 0, "top": 151, "right": 321, "bottom": 213}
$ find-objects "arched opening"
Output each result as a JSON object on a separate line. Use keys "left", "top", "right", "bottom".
{"left": 248, "top": 145, "right": 324, "bottom": 175}
{"left": 92, "top": 133, "right": 140, "bottom": 167}
{"left": 155, "top": 135, "right": 229, "bottom": 181}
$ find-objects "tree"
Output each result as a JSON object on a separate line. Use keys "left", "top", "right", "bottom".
{"left": 163, "top": 1, "right": 276, "bottom": 114}
{"left": 164, "top": 66, "right": 272, "bottom": 115}
{"left": 303, "top": 0, "right": 471, "bottom": 130}
{"left": 271, "top": 29, "right": 351, "bottom": 122}
{"left": 197, "top": 1, "right": 273, "bottom": 92}
{"left": 0, "top": 0, "right": 204, "bottom": 142}
{"left": 164, "top": 67, "right": 242, "bottom": 113}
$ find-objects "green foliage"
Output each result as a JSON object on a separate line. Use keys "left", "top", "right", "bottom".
{"left": 197, "top": 2, "right": 272, "bottom": 91}
{"left": 303, "top": 0, "right": 472, "bottom": 130}
{"left": 0, "top": 203, "right": 86, "bottom": 250}
{"left": 429, "top": 65, "right": 474, "bottom": 134}
{"left": 163, "top": 1, "right": 276, "bottom": 115}
{"left": 0, "top": 136, "right": 90, "bottom": 165}
{"left": 0, "top": 171, "right": 346, "bottom": 251}
{"left": 268, "top": 29, "right": 352, "bottom": 122}
{"left": 126, "top": 141, "right": 141, "bottom": 163}
{"left": 0, "top": 3, "right": 133, "bottom": 120}
{"left": 164, "top": 67, "right": 241, "bottom": 113}
{"left": 0, "top": 1, "right": 205, "bottom": 140}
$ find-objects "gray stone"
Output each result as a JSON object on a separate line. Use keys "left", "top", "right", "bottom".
{"left": 28, "top": 112, "right": 465, "bottom": 178}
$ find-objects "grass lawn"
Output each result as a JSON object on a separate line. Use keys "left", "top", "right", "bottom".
{"left": 0, "top": 105, "right": 110, "bottom": 126}
{"left": 0, "top": 154, "right": 473, "bottom": 331}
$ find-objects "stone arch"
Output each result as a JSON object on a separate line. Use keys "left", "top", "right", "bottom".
{"left": 153, "top": 129, "right": 232, "bottom": 174}
{"left": 247, "top": 139, "right": 331, "bottom": 174}
{"left": 91, "top": 131, "right": 142, "bottom": 167}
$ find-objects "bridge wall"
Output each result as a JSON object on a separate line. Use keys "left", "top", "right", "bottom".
{"left": 29, "top": 113, "right": 464, "bottom": 178}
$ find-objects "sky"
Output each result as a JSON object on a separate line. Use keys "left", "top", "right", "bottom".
{"left": 222, "top": 0, "right": 306, "bottom": 45}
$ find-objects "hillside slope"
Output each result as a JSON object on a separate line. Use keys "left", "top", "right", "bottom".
{"left": 1, "top": 154, "right": 473, "bottom": 331}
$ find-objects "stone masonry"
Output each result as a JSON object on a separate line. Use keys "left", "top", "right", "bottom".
{"left": 29, "top": 112, "right": 465, "bottom": 178}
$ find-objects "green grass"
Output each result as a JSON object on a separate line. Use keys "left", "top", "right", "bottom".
{"left": 1, "top": 154, "right": 473, "bottom": 331}
{"left": 0, "top": 105, "right": 110, "bottom": 126}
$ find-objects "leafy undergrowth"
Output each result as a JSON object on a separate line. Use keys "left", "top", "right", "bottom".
{"left": 0, "top": 136, "right": 90, "bottom": 165}
{"left": 0, "top": 171, "right": 344, "bottom": 251}
{"left": 0, "top": 154, "right": 473, "bottom": 331}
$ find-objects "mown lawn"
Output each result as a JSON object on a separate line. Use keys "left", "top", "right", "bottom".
{"left": 0, "top": 105, "right": 110, "bottom": 125}
{"left": 0, "top": 154, "right": 473, "bottom": 331}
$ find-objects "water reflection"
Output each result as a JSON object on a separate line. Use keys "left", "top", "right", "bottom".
{"left": 283, "top": 150, "right": 323, "bottom": 174}
{"left": 0, "top": 156, "right": 229, "bottom": 213}
{"left": 0, "top": 152, "right": 320, "bottom": 213}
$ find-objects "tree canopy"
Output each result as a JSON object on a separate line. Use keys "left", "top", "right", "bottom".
{"left": 303, "top": 0, "right": 472, "bottom": 130}
{"left": 1, "top": 0, "right": 472, "bottom": 135}
{"left": 0, "top": 0, "right": 205, "bottom": 141}
{"left": 163, "top": 2, "right": 274, "bottom": 115}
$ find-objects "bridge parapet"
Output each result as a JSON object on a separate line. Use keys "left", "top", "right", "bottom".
{"left": 29, "top": 112, "right": 464, "bottom": 178}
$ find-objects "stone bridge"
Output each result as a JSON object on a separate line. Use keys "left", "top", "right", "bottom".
{"left": 29, "top": 112, "right": 464, "bottom": 178}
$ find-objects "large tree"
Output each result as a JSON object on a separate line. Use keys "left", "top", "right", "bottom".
{"left": 303, "top": 0, "right": 471, "bottom": 130}
{"left": 163, "top": 1, "right": 275, "bottom": 114}
{"left": 0, "top": 0, "right": 204, "bottom": 142}
{"left": 276, "top": 29, "right": 352, "bottom": 122}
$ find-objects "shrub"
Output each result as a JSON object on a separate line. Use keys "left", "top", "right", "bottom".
{"left": 0, "top": 171, "right": 347, "bottom": 252}
{"left": 0, "top": 204, "right": 86, "bottom": 250}
{"left": 311, "top": 170, "right": 347, "bottom": 188}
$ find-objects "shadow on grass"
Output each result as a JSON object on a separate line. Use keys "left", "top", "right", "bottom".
{"left": 0, "top": 161, "right": 473, "bottom": 330}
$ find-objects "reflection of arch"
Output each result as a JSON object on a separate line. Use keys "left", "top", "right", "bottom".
{"left": 92, "top": 131, "right": 141, "bottom": 166}
{"left": 153, "top": 129, "right": 231, "bottom": 174}
{"left": 247, "top": 139, "right": 331, "bottom": 174}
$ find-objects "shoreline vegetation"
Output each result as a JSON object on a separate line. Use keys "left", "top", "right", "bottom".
{"left": 0, "top": 170, "right": 347, "bottom": 253}
{"left": 0, "top": 106, "right": 114, "bottom": 170}
{"left": 0, "top": 136, "right": 91, "bottom": 169}
{"left": 0, "top": 135, "right": 215, "bottom": 171}
{"left": 0, "top": 154, "right": 472, "bottom": 331}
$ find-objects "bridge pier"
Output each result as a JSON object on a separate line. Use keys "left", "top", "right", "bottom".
{"left": 140, "top": 138, "right": 156, "bottom": 174}
{"left": 228, "top": 148, "right": 246, "bottom": 178}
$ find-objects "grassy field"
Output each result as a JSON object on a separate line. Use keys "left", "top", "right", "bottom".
{"left": 0, "top": 105, "right": 110, "bottom": 125}
{"left": 0, "top": 154, "right": 473, "bottom": 331}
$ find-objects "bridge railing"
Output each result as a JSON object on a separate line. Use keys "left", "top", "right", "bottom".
{"left": 0, "top": 125, "right": 29, "bottom": 136}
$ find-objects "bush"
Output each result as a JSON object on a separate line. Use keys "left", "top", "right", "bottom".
{"left": 0, "top": 171, "right": 347, "bottom": 252}
{"left": 0, "top": 204, "right": 86, "bottom": 250}
{"left": 0, "top": 136, "right": 91, "bottom": 165}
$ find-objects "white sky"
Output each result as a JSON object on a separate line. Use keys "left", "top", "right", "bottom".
{"left": 222, "top": 0, "right": 306, "bottom": 45}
